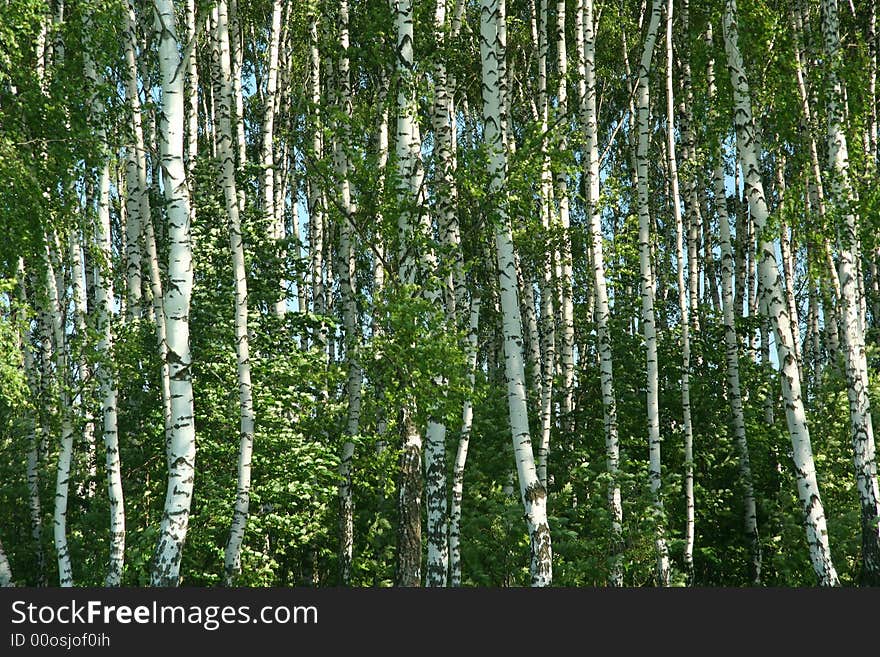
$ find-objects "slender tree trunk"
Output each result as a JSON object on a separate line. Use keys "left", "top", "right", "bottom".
{"left": 449, "top": 296, "right": 480, "bottom": 587}
{"left": 70, "top": 232, "right": 96, "bottom": 501}
{"left": 821, "top": 0, "right": 880, "bottom": 585}
{"left": 84, "top": 13, "right": 126, "bottom": 586}
{"left": 635, "top": 0, "right": 671, "bottom": 587}
{"left": 534, "top": 0, "right": 556, "bottom": 489}
{"left": 212, "top": 0, "right": 257, "bottom": 587}
{"left": 151, "top": 0, "right": 198, "bottom": 587}
{"left": 44, "top": 238, "right": 74, "bottom": 587}
{"left": 664, "top": 0, "right": 695, "bottom": 584}
{"left": 263, "top": 0, "right": 285, "bottom": 317}
{"left": 481, "top": 0, "right": 552, "bottom": 586}
{"left": 577, "top": 0, "right": 624, "bottom": 587}
{"left": 307, "top": 7, "right": 326, "bottom": 343}
{"left": 723, "top": 0, "right": 839, "bottom": 586}
{"left": 335, "top": 0, "right": 360, "bottom": 587}
{"left": 554, "top": 0, "right": 576, "bottom": 440}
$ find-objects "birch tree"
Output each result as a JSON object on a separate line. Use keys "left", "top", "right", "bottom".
{"left": 723, "top": 0, "right": 839, "bottom": 586}
{"left": 820, "top": 0, "right": 880, "bottom": 584}
{"left": 213, "top": 0, "right": 257, "bottom": 587}
{"left": 151, "top": 0, "right": 198, "bottom": 587}
{"left": 481, "top": 0, "right": 552, "bottom": 586}
{"left": 635, "top": 0, "right": 671, "bottom": 587}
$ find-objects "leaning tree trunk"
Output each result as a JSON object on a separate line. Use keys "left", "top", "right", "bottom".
{"left": 481, "top": 0, "right": 552, "bottom": 587}
{"left": 635, "top": 0, "right": 671, "bottom": 587}
{"left": 820, "top": 0, "right": 880, "bottom": 585}
{"left": 213, "top": 0, "right": 257, "bottom": 587}
{"left": 723, "top": 0, "right": 839, "bottom": 586}
{"left": 151, "top": 0, "right": 198, "bottom": 588}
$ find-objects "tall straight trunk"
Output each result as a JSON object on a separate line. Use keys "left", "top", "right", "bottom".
{"left": 678, "top": 0, "right": 703, "bottom": 330}
{"left": 213, "top": 0, "right": 257, "bottom": 587}
{"left": 122, "top": 1, "right": 148, "bottom": 323}
{"left": 554, "top": 0, "right": 576, "bottom": 438}
{"left": 481, "top": 0, "right": 552, "bottom": 586}
{"left": 229, "top": 0, "right": 246, "bottom": 211}
{"left": 44, "top": 238, "right": 74, "bottom": 587}
{"left": 635, "top": 0, "right": 671, "bottom": 587}
{"left": 723, "top": 0, "right": 839, "bottom": 586}
{"left": 665, "top": 0, "right": 695, "bottom": 584}
{"left": 707, "top": 23, "right": 761, "bottom": 584}
{"left": 335, "top": 0, "right": 360, "bottom": 587}
{"left": 185, "top": 0, "right": 198, "bottom": 168}
{"left": 84, "top": 13, "right": 125, "bottom": 586}
{"left": 263, "top": 0, "right": 285, "bottom": 317}
{"left": 449, "top": 296, "right": 480, "bottom": 587}
{"left": 821, "top": 0, "right": 880, "bottom": 585}
{"left": 534, "top": 0, "right": 556, "bottom": 488}
{"left": 435, "top": 0, "right": 471, "bottom": 589}
{"left": 70, "top": 232, "right": 96, "bottom": 500}
{"left": 577, "top": 0, "right": 623, "bottom": 586}
{"left": 125, "top": 0, "right": 172, "bottom": 442}
{"left": 307, "top": 8, "right": 326, "bottom": 341}
{"left": 151, "top": 0, "right": 198, "bottom": 587}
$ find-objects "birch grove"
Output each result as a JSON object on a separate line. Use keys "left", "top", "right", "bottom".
{"left": 1, "top": 0, "right": 879, "bottom": 589}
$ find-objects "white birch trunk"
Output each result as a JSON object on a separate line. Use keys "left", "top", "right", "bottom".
{"left": 212, "top": 0, "right": 257, "bottom": 586}
{"left": 449, "top": 296, "right": 480, "bottom": 587}
{"left": 821, "top": 0, "right": 880, "bottom": 584}
{"left": 44, "top": 238, "right": 74, "bottom": 587}
{"left": 263, "top": 0, "right": 284, "bottom": 317}
{"left": 185, "top": 0, "right": 198, "bottom": 169}
{"left": 84, "top": 14, "right": 126, "bottom": 586}
{"left": 481, "top": 0, "right": 552, "bottom": 586}
{"left": 307, "top": 8, "right": 326, "bottom": 340}
{"left": 577, "top": 0, "right": 624, "bottom": 586}
{"left": 665, "top": 0, "right": 695, "bottom": 583}
{"left": 335, "top": 0, "right": 360, "bottom": 586}
{"left": 151, "top": 0, "right": 198, "bottom": 587}
{"left": 723, "top": 0, "right": 839, "bottom": 585}
{"left": 635, "top": 0, "right": 671, "bottom": 587}
{"left": 555, "top": 0, "right": 576, "bottom": 441}
{"left": 70, "top": 233, "right": 96, "bottom": 500}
